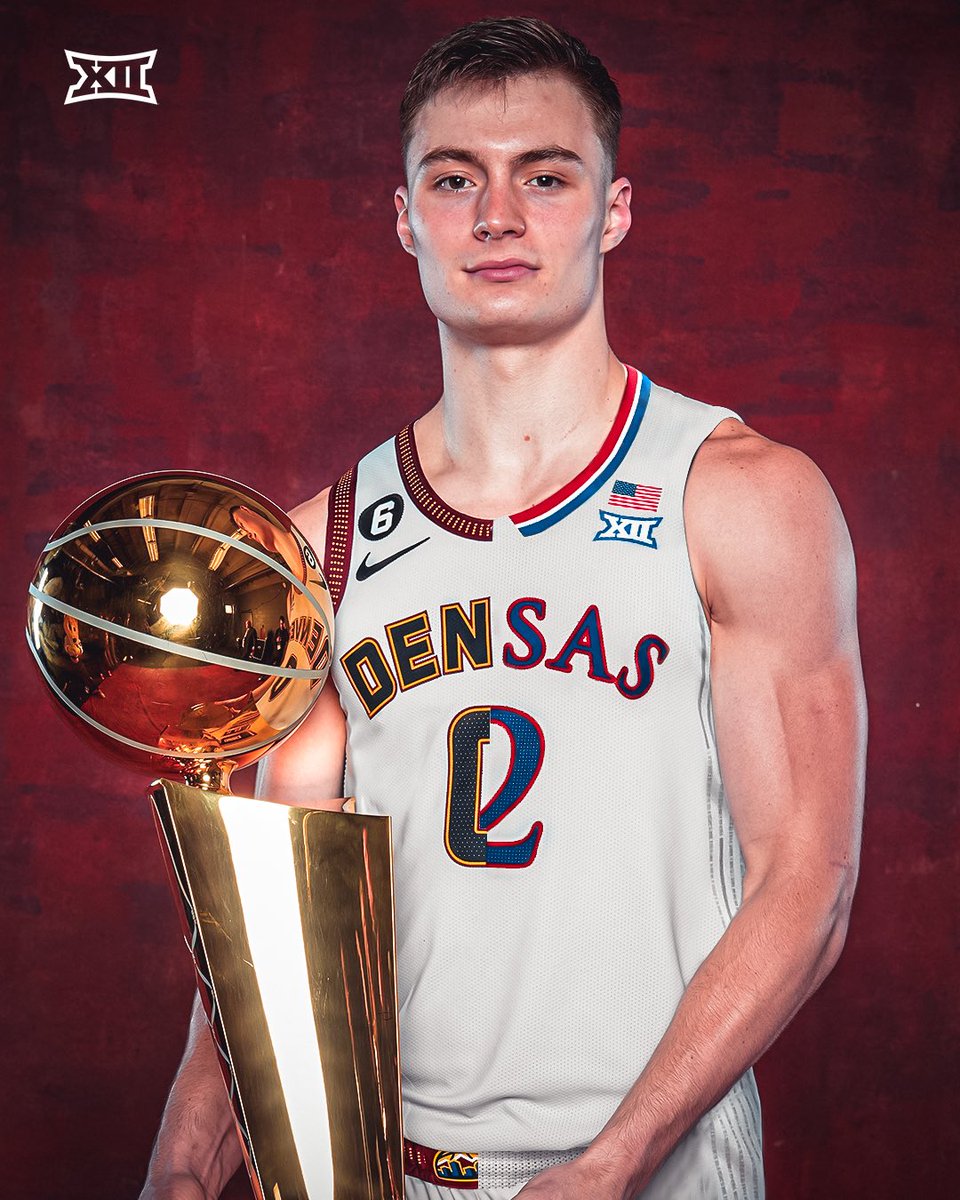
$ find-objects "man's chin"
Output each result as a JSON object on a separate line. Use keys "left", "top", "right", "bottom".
{"left": 437, "top": 309, "right": 579, "bottom": 349}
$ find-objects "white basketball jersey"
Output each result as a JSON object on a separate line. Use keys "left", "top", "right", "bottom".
{"left": 325, "top": 367, "right": 763, "bottom": 1198}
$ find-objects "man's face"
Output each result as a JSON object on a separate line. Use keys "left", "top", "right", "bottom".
{"left": 396, "top": 71, "right": 631, "bottom": 346}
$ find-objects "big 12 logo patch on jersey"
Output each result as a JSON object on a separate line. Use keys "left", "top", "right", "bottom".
{"left": 594, "top": 479, "right": 663, "bottom": 547}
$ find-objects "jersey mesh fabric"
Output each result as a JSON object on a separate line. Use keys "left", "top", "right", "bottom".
{"left": 480, "top": 1148, "right": 581, "bottom": 1189}
{"left": 331, "top": 371, "right": 763, "bottom": 1198}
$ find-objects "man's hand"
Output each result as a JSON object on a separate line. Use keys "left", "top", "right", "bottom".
{"left": 515, "top": 1153, "right": 632, "bottom": 1200}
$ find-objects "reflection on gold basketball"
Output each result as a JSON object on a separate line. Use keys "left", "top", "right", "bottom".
{"left": 25, "top": 472, "right": 333, "bottom": 791}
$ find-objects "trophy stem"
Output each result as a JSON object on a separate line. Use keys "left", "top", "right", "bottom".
{"left": 180, "top": 759, "right": 236, "bottom": 792}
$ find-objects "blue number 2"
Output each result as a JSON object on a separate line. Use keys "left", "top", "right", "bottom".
{"left": 443, "top": 706, "right": 544, "bottom": 868}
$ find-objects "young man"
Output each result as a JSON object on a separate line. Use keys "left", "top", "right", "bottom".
{"left": 142, "top": 18, "right": 865, "bottom": 1200}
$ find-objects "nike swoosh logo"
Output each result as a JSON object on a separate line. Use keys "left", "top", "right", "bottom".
{"left": 355, "top": 537, "right": 430, "bottom": 581}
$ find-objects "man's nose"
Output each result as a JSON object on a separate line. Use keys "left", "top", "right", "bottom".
{"left": 473, "top": 181, "right": 525, "bottom": 240}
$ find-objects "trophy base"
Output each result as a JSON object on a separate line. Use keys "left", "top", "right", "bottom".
{"left": 151, "top": 780, "right": 403, "bottom": 1200}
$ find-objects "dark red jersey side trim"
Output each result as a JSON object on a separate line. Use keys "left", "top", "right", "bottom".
{"left": 324, "top": 465, "right": 357, "bottom": 612}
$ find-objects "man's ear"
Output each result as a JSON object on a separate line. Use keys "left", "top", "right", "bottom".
{"left": 601, "top": 176, "right": 632, "bottom": 253}
{"left": 395, "top": 187, "right": 415, "bottom": 256}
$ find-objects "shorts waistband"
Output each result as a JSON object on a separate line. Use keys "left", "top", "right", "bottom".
{"left": 403, "top": 1138, "right": 583, "bottom": 1190}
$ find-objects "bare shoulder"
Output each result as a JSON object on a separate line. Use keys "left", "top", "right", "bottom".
{"left": 685, "top": 420, "right": 854, "bottom": 622}
{"left": 289, "top": 486, "right": 331, "bottom": 563}
{"left": 688, "top": 418, "right": 837, "bottom": 508}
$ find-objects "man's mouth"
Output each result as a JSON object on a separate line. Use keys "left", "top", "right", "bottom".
{"left": 465, "top": 259, "right": 539, "bottom": 281}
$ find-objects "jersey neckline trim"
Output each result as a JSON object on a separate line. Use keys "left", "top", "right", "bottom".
{"left": 394, "top": 366, "right": 649, "bottom": 541}
{"left": 396, "top": 425, "right": 495, "bottom": 541}
{"left": 512, "top": 366, "right": 648, "bottom": 536}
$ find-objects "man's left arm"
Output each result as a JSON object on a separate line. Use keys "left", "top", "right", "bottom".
{"left": 519, "top": 428, "right": 867, "bottom": 1199}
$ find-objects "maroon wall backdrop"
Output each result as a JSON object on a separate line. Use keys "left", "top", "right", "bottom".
{"left": 3, "top": 1, "right": 957, "bottom": 1195}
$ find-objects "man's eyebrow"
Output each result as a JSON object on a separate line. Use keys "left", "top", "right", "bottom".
{"left": 415, "top": 145, "right": 585, "bottom": 173}
{"left": 514, "top": 146, "right": 584, "bottom": 169}
{"left": 416, "top": 147, "right": 483, "bottom": 173}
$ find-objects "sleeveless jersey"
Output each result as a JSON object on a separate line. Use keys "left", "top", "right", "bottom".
{"left": 326, "top": 367, "right": 763, "bottom": 1198}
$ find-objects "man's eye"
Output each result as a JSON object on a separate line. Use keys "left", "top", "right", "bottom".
{"left": 437, "top": 175, "right": 472, "bottom": 190}
{"left": 530, "top": 174, "right": 562, "bottom": 188}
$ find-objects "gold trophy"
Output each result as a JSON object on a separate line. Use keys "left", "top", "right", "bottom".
{"left": 25, "top": 472, "right": 403, "bottom": 1200}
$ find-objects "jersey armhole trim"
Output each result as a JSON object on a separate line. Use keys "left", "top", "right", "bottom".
{"left": 679, "top": 408, "right": 742, "bottom": 630}
{"left": 324, "top": 465, "right": 357, "bottom": 612}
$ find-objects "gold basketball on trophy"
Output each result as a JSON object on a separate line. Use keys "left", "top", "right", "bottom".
{"left": 25, "top": 471, "right": 333, "bottom": 792}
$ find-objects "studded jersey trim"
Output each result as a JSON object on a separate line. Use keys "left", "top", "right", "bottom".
{"left": 396, "top": 424, "right": 494, "bottom": 541}
{"left": 324, "top": 465, "right": 356, "bottom": 611}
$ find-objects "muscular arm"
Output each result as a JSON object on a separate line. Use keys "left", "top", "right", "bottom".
{"left": 142, "top": 490, "right": 349, "bottom": 1199}
{"left": 522, "top": 427, "right": 866, "bottom": 1198}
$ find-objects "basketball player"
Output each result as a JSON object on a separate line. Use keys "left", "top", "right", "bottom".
{"left": 141, "top": 18, "right": 865, "bottom": 1200}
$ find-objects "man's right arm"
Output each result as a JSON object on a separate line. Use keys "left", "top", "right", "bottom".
{"left": 141, "top": 489, "right": 348, "bottom": 1199}
{"left": 140, "top": 993, "right": 242, "bottom": 1200}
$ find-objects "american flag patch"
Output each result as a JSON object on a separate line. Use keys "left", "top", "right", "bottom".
{"left": 607, "top": 480, "right": 662, "bottom": 512}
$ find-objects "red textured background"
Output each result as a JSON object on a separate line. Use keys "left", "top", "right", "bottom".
{"left": 3, "top": 1, "right": 958, "bottom": 1195}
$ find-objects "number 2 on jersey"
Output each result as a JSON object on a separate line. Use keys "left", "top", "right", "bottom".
{"left": 444, "top": 706, "right": 544, "bottom": 868}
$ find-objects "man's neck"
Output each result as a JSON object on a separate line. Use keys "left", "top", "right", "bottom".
{"left": 415, "top": 319, "right": 626, "bottom": 519}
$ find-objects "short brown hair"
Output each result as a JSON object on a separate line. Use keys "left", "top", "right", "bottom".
{"left": 400, "top": 17, "right": 622, "bottom": 180}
